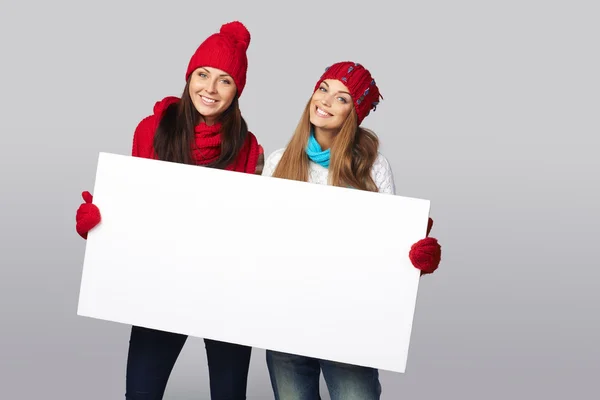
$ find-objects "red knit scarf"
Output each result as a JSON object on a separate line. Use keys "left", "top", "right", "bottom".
{"left": 192, "top": 121, "right": 259, "bottom": 174}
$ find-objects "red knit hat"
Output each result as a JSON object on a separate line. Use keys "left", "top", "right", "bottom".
{"left": 314, "top": 61, "right": 383, "bottom": 125}
{"left": 185, "top": 21, "right": 251, "bottom": 97}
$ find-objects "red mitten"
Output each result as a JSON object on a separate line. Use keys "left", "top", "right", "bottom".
{"left": 76, "top": 191, "right": 101, "bottom": 239}
{"left": 409, "top": 217, "right": 442, "bottom": 275}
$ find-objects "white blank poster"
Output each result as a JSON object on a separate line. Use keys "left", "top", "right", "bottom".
{"left": 77, "top": 152, "right": 431, "bottom": 373}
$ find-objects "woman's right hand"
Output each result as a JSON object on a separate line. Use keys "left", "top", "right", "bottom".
{"left": 76, "top": 191, "right": 101, "bottom": 239}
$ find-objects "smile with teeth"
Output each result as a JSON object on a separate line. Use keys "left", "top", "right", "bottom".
{"left": 200, "top": 95, "right": 218, "bottom": 105}
{"left": 315, "top": 106, "right": 332, "bottom": 117}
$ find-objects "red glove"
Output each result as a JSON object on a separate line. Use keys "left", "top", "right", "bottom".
{"left": 409, "top": 217, "right": 441, "bottom": 275}
{"left": 76, "top": 191, "right": 101, "bottom": 239}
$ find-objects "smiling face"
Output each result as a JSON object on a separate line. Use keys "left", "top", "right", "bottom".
{"left": 188, "top": 66, "right": 238, "bottom": 125}
{"left": 309, "top": 79, "right": 355, "bottom": 132}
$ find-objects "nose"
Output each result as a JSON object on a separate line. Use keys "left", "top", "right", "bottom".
{"left": 206, "top": 79, "right": 217, "bottom": 94}
{"left": 320, "top": 96, "right": 331, "bottom": 107}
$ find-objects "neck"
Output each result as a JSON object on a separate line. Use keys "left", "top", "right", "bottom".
{"left": 313, "top": 126, "right": 337, "bottom": 150}
{"left": 199, "top": 115, "right": 218, "bottom": 126}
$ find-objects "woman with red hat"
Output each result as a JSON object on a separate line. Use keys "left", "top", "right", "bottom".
{"left": 262, "top": 61, "right": 442, "bottom": 399}
{"left": 75, "top": 21, "right": 262, "bottom": 399}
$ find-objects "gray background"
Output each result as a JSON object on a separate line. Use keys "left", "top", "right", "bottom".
{"left": 1, "top": 0, "right": 598, "bottom": 399}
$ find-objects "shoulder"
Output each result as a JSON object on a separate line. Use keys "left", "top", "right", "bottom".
{"left": 133, "top": 113, "right": 157, "bottom": 135}
{"left": 254, "top": 145, "right": 265, "bottom": 174}
{"left": 245, "top": 131, "right": 264, "bottom": 175}
{"left": 372, "top": 152, "right": 392, "bottom": 172}
{"left": 136, "top": 96, "right": 180, "bottom": 133}
{"left": 131, "top": 96, "right": 180, "bottom": 158}
{"left": 131, "top": 114, "right": 158, "bottom": 158}
{"left": 136, "top": 96, "right": 180, "bottom": 131}
{"left": 265, "top": 148, "right": 286, "bottom": 168}
{"left": 262, "top": 148, "right": 286, "bottom": 177}
{"left": 371, "top": 152, "right": 396, "bottom": 194}
{"left": 265, "top": 148, "right": 286, "bottom": 164}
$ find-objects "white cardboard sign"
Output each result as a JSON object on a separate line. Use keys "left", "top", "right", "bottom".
{"left": 77, "top": 152, "right": 430, "bottom": 373}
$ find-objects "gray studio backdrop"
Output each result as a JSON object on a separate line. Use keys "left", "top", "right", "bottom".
{"left": 1, "top": 1, "right": 598, "bottom": 399}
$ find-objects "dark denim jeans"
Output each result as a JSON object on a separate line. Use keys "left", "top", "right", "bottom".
{"left": 266, "top": 349, "right": 381, "bottom": 400}
{"left": 125, "top": 325, "right": 252, "bottom": 399}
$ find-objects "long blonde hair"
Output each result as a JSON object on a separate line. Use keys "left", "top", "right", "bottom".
{"left": 272, "top": 98, "right": 380, "bottom": 192}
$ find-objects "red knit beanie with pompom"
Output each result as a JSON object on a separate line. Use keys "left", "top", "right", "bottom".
{"left": 185, "top": 21, "right": 251, "bottom": 97}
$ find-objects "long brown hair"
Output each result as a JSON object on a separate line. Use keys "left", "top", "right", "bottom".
{"left": 152, "top": 78, "right": 249, "bottom": 168}
{"left": 273, "top": 99, "right": 380, "bottom": 192}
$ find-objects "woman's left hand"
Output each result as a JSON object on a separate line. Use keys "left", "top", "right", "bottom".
{"left": 409, "top": 217, "right": 442, "bottom": 275}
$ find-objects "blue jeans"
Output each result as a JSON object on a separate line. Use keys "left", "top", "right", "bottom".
{"left": 266, "top": 350, "right": 381, "bottom": 400}
{"left": 125, "top": 325, "right": 252, "bottom": 399}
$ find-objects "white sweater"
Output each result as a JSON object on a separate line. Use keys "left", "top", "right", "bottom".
{"left": 262, "top": 148, "right": 397, "bottom": 195}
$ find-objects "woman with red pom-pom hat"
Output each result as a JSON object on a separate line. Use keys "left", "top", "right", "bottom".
{"left": 75, "top": 21, "right": 262, "bottom": 399}
{"left": 262, "top": 61, "right": 442, "bottom": 399}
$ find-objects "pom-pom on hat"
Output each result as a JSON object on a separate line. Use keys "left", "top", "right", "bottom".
{"left": 314, "top": 61, "right": 382, "bottom": 125}
{"left": 185, "top": 21, "right": 251, "bottom": 97}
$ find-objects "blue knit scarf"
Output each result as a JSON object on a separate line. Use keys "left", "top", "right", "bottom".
{"left": 305, "top": 129, "right": 330, "bottom": 168}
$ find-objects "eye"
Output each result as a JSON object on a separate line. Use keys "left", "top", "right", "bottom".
{"left": 220, "top": 79, "right": 231, "bottom": 85}
{"left": 319, "top": 86, "right": 327, "bottom": 92}
{"left": 337, "top": 97, "right": 348, "bottom": 103}
{"left": 198, "top": 72, "right": 208, "bottom": 78}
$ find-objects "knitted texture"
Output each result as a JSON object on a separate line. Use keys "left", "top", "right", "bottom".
{"left": 409, "top": 218, "right": 442, "bottom": 275}
{"left": 305, "top": 131, "right": 330, "bottom": 168}
{"left": 314, "top": 61, "right": 382, "bottom": 125}
{"left": 185, "top": 21, "right": 251, "bottom": 96}
{"left": 192, "top": 122, "right": 223, "bottom": 164}
{"left": 263, "top": 148, "right": 396, "bottom": 194}
{"left": 76, "top": 191, "right": 101, "bottom": 239}
{"left": 132, "top": 96, "right": 261, "bottom": 174}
